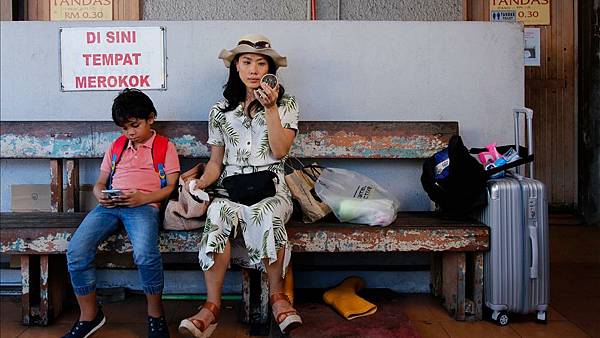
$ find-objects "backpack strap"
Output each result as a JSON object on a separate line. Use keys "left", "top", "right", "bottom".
{"left": 152, "top": 134, "right": 169, "bottom": 188}
{"left": 107, "top": 135, "right": 129, "bottom": 189}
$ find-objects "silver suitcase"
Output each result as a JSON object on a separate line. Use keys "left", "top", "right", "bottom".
{"left": 474, "top": 108, "right": 549, "bottom": 326}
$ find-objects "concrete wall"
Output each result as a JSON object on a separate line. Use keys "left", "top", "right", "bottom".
{"left": 143, "top": 0, "right": 309, "bottom": 20}
{"left": 316, "top": 0, "right": 462, "bottom": 20}
{"left": 0, "top": 0, "right": 11, "bottom": 21}
{"left": 0, "top": 20, "right": 524, "bottom": 211}
{"left": 0, "top": 20, "right": 524, "bottom": 292}
{"left": 143, "top": 0, "right": 462, "bottom": 21}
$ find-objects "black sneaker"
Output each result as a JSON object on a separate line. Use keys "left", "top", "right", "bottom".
{"left": 148, "top": 315, "right": 170, "bottom": 338}
{"left": 61, "top": 308, "right": 106, "bottom": 338}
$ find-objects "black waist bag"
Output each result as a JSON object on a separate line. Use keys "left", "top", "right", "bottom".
{"left": 222, "top": 170, "right": 279, "bottom": 206}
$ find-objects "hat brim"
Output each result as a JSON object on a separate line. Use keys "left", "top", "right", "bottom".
{"left": 218, "top": 45, "right": 287, "bottom": 68}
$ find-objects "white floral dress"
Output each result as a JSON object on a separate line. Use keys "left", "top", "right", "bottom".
{"left": 198, "top": 95, "right": 299, "bottom": 277}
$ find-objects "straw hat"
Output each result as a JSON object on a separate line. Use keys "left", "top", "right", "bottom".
{"left": 218, "top": 33, "right": 287, "bottom": 68}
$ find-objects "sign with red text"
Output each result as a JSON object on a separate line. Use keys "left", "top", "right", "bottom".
{"left": 490, "top": 0, "right": 550, "bottom": 25}
{"left": 60, "top": 27, "right": 166, "bottom": 91}
{"left": 51, "top": 0, "right": 113, "bottom": 21}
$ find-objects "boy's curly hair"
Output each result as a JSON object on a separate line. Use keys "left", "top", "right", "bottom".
{"left": 111, "top": 88, "right": 157, "bottom": 127}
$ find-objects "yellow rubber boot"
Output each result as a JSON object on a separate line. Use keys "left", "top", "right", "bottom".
{"left": 322, "top": 276, "right": 377, "bottom": 320}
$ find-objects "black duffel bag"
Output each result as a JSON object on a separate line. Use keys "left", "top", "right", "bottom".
{"left": 421, "top": 135, "right": 533, "bottom": 216}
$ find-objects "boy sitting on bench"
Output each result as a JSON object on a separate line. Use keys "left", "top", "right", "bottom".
{"left": 62, "top": 88, "right": 180, "bottom": 338}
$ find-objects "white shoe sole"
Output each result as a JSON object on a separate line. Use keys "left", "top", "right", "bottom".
{"left": 83, "top": 316, "right": 106, "bottom": 338}
{"left": 278, "top": 313, "right": 302, "bottom": 333}
{"left": 178, "top": 319, "right": 217, "bottom": 338}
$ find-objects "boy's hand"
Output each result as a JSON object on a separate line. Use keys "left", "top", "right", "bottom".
{"left": 113, "top": 189, "right": 148, "bottom": 208}
{"left": 97, "top": 195, "right": 117, "bottom": 208}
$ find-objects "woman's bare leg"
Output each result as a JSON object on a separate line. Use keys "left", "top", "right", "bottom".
{"left": 264, "top": 247, "right": 286, "bottom": 294}
{"left": 263, "top": 248, "right": 296, "bottom": 317}
{"left": 189, "top": 240, "right": 231, "bottom": 324}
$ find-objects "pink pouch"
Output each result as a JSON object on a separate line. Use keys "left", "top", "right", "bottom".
{"left": 477, "top": 143, "right": 502, "bottom": 165}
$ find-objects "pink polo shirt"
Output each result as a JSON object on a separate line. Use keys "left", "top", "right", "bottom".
{"left": 100, "top": 131, "right": 180, "bottom": 207}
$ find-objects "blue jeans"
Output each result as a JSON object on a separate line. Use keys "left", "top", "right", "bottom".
{"left": 66, "top": 205, "right": 163, "bottom": 296}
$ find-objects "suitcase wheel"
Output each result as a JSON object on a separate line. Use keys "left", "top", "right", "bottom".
{"left": 536, "top": 311, "right": 547, "bottom": 324}
{"left": 492, "top": 310, "right": 510, "bottom": 326}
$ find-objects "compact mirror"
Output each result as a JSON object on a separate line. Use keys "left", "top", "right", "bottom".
{"left": 261, "top": 74, "right": 278, "bottom": 88}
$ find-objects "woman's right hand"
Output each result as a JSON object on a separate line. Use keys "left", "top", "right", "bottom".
{"left": 193, "top": 176, "right": 210, "bottom": 190}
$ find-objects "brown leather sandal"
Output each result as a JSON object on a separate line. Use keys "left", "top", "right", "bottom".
{"left": 270, "top": 292, "right": 303, "bottom": 333}
{"left": 178, "top": 301, "right": 220, "bottom": 338}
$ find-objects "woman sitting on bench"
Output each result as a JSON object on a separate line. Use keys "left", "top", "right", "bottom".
{"left": 178, "top": 33, "right": 302, "bottom": 337}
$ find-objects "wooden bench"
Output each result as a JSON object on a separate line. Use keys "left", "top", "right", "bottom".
{"left": 0, "top": 121, "right": 489, "bottom": 330}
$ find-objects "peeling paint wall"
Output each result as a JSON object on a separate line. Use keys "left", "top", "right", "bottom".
{"left": 94, "top": 269, "right": 429, "bottom": 293}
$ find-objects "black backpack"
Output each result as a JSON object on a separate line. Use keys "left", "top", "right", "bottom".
{"left": 421, "top": 135, "right": 533, "bottom": 215}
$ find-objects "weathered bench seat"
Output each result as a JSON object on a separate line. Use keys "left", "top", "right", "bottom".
{"left": 1, "top": 212, "right": 488, "bottom": 254}
{"left": 0, "top": 120, "right": 488, "bottom": 328}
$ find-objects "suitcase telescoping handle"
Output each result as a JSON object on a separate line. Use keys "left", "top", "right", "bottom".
{"left": 513, "top": 107, "right": 534, "bottom": 178}
{"left": 469, "top": 108, "right": 535, "bottom": 178}
{"left": 514, "top": 108, "right": 540, "bottom": 279}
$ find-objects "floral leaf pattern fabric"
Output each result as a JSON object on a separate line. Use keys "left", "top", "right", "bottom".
{"left": 207, "top": 95, "right": 299, "bottom": 170}
{"left": 199, "top": 95, "right": 299, "bottom": 276}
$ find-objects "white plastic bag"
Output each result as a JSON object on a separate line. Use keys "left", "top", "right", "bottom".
{"left": 314, "top": 168, "right": 400, "bottom": 226}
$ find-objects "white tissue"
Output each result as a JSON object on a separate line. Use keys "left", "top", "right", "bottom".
{"left": 188, "top": 180, "right": 210, "bottom": 201}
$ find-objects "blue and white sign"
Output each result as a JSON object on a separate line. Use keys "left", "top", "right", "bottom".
{"left": 490, "top": 10, "right": 516, "bottom": 22}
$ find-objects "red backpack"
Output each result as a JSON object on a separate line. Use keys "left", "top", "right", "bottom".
{"left": 107, "top": 134, "right": 169, "bottom": 189}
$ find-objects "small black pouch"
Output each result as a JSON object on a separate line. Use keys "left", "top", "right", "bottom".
{"left": 221, "top": 170, "right": 279, "bottom": 206}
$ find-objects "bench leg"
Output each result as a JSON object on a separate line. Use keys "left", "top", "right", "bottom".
{"left": 472, "top": 252, "right": 484, "bottom": 321}
{"left": 442, "top": 252, "right": 466, "bottom": 321}
{"left": 440, "top": 252, "right": 484, "bottom": 321}
{"left": 241, "top": 269, "right": 250, "bottom": 324}
{"left": 430, "top": 253, "right": 443, "bottom": 297}
{"left": 20, "top": 255, "right": 68, "bottom": 326}
{"left": 39, "top": 255, "right": 51, "bottom": 325}
{"left": 21, "top": 255, "right": 32, "bottom": 325}
{"left": 242, "top": 268, "right": 270, "bottom": 336}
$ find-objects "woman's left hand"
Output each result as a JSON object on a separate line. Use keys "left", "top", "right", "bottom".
{"left": 254, "top": 82, "right": 279, "bottom": 110}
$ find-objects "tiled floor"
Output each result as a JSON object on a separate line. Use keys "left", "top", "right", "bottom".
{"left": 1, "top": 223, "right": 598, "bottom": 338}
